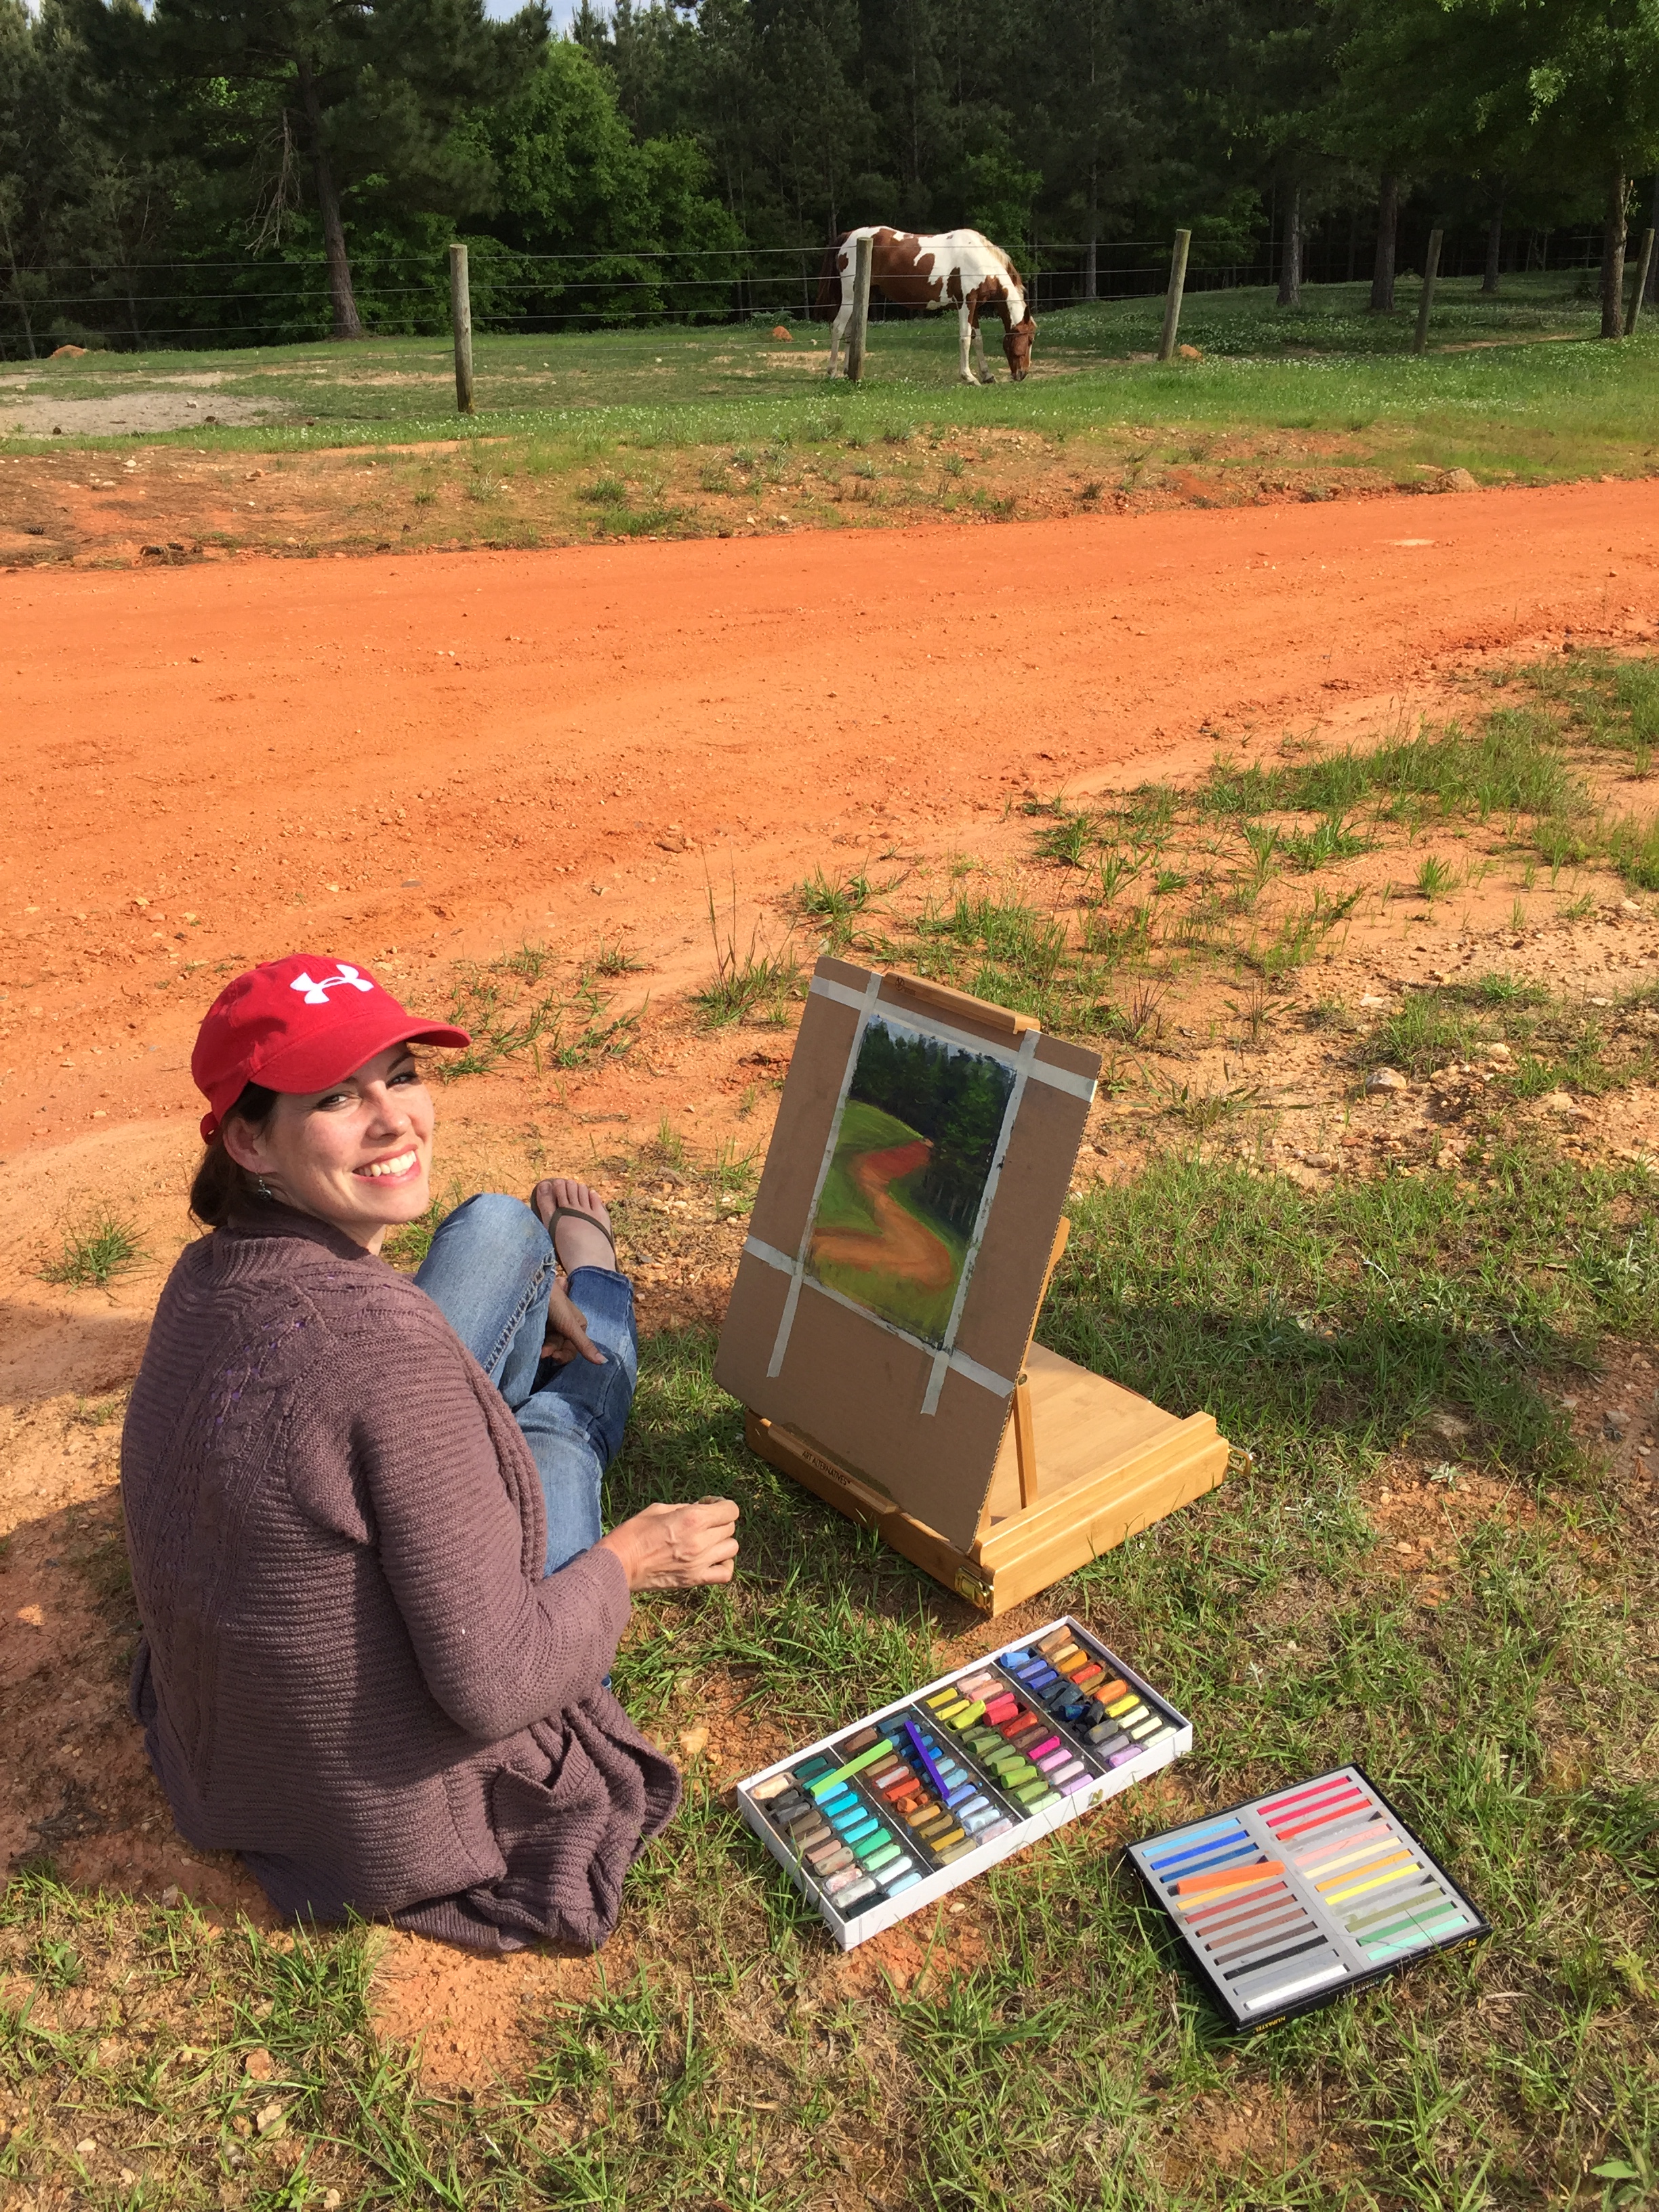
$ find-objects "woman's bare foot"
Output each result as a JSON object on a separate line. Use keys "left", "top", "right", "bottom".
{"left": 530, "top": 1176, "right": 617, "bottom": 1275}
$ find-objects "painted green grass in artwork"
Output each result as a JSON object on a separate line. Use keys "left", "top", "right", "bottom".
{"left": 808, "top": 1097, "right": 968, "bottom": 1345}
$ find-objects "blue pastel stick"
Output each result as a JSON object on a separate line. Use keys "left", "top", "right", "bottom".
{"left": 903, "top": 1717, "right": 954, "bottom": 1801}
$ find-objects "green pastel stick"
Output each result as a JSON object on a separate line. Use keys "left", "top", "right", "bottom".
{"left": 812, "top": 1741, "right": 891, "bottom": 1794}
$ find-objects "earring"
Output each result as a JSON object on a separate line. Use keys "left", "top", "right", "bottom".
{"left": 255, "top": 1176, "right": 274, "bottom": 1200}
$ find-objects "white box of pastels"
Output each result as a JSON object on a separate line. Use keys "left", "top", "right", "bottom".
{"left": 734, "top": 1617, "right": 1190, "bottom": 1950}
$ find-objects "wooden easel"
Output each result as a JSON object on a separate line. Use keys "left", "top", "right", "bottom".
{"left": 745, "top": 1211, "right": 1230, "bottom": 1616}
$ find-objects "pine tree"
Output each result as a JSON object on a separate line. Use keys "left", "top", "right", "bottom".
{"left": 121, "top": 0, "right": 544, "bottom": 338}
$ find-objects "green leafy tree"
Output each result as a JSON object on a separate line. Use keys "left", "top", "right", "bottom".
{"left": 121, "top": 0, "right": 546, "bottom": 338}
{"left": 1509, "top": 0, "right": 1659, "bottom": 335}
{"left": 480, "top": 38, "right": 741, "bottom": 325}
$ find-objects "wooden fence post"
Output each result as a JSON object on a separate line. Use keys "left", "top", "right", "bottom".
{"left": 449, "top": 242, "right": 474, "bottom": 415}
{"left": 846, "top": 232, "right": 873, "bottom": 384}
{"left": 1412, "top": 228, "right": 1443, "bottom": 356}
{"left": 1158, "top": 228, "right": 1192, "bottom": 361}
{"left": 1626, "top": 228, "right": 1656, "bottom": 335}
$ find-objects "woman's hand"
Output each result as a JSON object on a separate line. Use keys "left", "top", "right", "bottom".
{"left": 598, "top": 1498, "right": 739, "bottom": 1592}
{"left": 542, "top": 1277, "right": 606, "bottom": 1366}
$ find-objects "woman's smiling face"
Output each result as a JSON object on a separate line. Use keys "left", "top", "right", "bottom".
{"left": 222, "top": 1044, "right": 434, "bottom": 1250}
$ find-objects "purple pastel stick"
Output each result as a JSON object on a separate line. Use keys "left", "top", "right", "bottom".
{"left": 903, "top": 1717, "right": 953, "bottom": 1801}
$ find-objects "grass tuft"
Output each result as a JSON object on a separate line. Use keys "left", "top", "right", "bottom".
{"left": 693, "top": 882, "right": 802, "bottom": 1027}
{"left": 40, "top": 1210, "right": 144, "bottom": 1289}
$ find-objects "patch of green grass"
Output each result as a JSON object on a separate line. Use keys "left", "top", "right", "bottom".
{"left": 693, "top": 883, "right": 802, "bottom": 1027}
{"left": 1280, "top": 811, "right": 1369, "bottom": 873}
{"left": 39, "top": 1210, "right": 144, "bottom": 1289}
{"left": 7, "top": 1136, "right": 1659, "bottom": 2205}
{"left": 18, "top": 277, "right": 1657, "bottom": 514}
{"left": 910, "top": 889, "right": 1071, "bottom": 1016}
{"left": 1521, "top": 649, "right": 1659, "bottom": 769}
{"left": 438, "top": 947, "right": 637, "bottom": 1079}
{"left": 792, "top": 865, "right": 883, "bottom": 951}
{"left": 1031, "top": 808, "right": 1097, "bottom": 867}
{"left": 1360, "top": 983, "right": 1656, "bottom": 1096}
{"left": 578, "top": 473, "right": 629, "bottom": 506}
{"left": 1197, "top": 708, "right": 1579, "bottom": 831}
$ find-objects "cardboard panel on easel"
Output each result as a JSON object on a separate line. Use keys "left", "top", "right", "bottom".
{"left": 714, "top": 957, "right": 1099, "bottom": 1551}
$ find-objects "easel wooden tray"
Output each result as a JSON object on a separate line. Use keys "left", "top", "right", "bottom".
{"left": 748, "top": 1346, "right": 1229, "bottom": 1615}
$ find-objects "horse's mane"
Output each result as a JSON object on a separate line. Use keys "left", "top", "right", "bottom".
{"left": 988, "top": 243, "right": 1031, "bottom": 323}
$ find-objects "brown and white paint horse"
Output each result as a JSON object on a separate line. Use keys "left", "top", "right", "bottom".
{"left": 815, "top": 227, "right": 1035, "bottom": 384}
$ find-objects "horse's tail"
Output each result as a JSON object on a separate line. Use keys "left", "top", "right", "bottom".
{"left": 813, "top": 231, "right": 851, "bottom": 321}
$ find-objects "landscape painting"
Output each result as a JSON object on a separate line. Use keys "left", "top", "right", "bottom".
{"left": 806, "top": 1016, "right": 1017, "bottom": 1347}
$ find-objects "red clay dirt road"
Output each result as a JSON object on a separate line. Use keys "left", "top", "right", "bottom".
{"left": 2, "top": 476, "right": 1656, "bottom": 1160}
{"left": 810, "top": 1139, "right": 952, "bottom": 1289}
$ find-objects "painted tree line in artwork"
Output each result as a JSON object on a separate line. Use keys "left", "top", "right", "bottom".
{"left": 4, "top": 0, "right": 1658, "bottom": 354}
{"left": 848, "top": 1023, "right": 1014, "bottom": 1241}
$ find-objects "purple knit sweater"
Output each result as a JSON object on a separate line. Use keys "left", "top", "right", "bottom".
{"left": 119, "top": 1204, "right": 678, "bottom": 1954}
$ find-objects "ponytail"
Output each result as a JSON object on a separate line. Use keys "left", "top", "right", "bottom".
{"left": 188, "top": 1081, "right": 280, "bottom": 1227}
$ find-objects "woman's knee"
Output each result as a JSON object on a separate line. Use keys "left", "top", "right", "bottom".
{"left": 435, "top": 1192, "right": 550, "bottom": 1265}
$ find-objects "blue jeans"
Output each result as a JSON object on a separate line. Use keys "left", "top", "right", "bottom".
{"left": 415, "top": 1194, "right": 637, "bottom": 1576}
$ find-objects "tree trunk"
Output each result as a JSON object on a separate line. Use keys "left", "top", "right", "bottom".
{"left": 1083, "top": 162, "right": 1098, "bottom": 301}
{"left": 1277, "top": 180, "right": 1301, "bottom": 307}
{"left": 1602, "top": 166, "right": 1629, "bottom": 340}
{"left": 295, "top": 54, "right": 363, "bottom": 342}
{"left": 1483, "top": 179, "right": 1505, "bottom": 295}
{"left": 1649, "top": 175, "right": 1658, "bottom": 302}
{"left": 1370, "top": 171, "right": 1399, "bottom": 311}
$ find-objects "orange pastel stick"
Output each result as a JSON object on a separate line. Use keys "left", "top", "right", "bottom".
{"left": 1174, "top": 1859, "right": 1284, "bottom": 1897}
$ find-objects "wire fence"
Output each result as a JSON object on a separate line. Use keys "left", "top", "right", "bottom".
{"left": 0, "top": 227, "right": 1616, "bottom": 361}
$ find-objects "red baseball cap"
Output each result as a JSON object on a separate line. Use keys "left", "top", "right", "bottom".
{"left": 192, "top": 954, "right": 470, "bottom": 1139}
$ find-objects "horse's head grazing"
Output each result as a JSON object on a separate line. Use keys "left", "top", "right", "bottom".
{"left": 1004, "top": 314, "right": 1036, "bottom": 381}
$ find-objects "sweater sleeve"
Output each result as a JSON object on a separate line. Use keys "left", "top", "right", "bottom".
{"left": 342, "top": 1310, "right": 632, "bottom": 1742}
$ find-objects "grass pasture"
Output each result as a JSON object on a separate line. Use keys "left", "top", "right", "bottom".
{"left": 3, "top": 275, "right": 1657, "bottom": 565}
{"left": 3, "top": 1139, "right": 1658, "bottom": 2209}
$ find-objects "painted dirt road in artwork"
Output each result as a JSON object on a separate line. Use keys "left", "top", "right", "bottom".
{"left": 809, "top": 1138, "right": 956, "bottom": 1292}
{"left": 807, "top": 1022, "right": 1015, "bottom": 1345}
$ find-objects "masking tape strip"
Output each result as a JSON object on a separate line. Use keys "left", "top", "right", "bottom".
{"left": 920, "top": 1027, "right": 1039, "bottom": 1416}
{"left": 765, "top": 968, "right": 886, "bottom": 1379}
{"left": 745, "top": 1235, "right": 1016, "bottom": 1395}
{"left": 808, "top": 975, "right": 1097, "bottom": 1103}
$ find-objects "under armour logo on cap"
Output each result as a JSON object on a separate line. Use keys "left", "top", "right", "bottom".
{"left": 289, "top": 964, "right": 375, "bottom": 1006}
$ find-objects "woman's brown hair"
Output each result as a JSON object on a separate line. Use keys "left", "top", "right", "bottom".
{"left": 189, "top": 1080, "right": 281, "bottom": 1227}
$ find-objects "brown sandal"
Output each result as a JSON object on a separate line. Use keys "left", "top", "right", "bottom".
{"left": 547, "top": 1205, "right": 619, "bottom": 1272}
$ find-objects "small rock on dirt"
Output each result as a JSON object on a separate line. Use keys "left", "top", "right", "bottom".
{"left": 1439, "top": 468, "right": 1479, "bottom": 493}
{"left": 1366, "top": 1067, "right": 1410, "bottom": 1094}
{"left": 254, "top": 2100, "right": 287, "bottom": 2139}
{"left": 244, "top": 2047, "right": 276, "bottom": 2081}
{"left": 678, "top": 1725, "right": 709, "bottom": 1758}
{"left": 1604, "top": 1409, "right": 1630, "bottom": 1441}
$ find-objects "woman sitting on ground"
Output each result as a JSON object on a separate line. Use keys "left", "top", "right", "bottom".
{"left": 120, "top": 954, "right": 738, "bottom": 1954}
